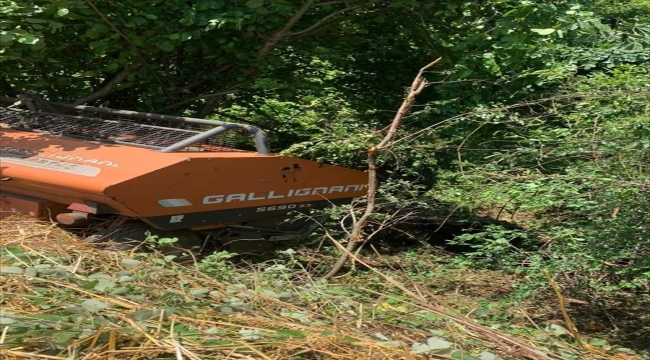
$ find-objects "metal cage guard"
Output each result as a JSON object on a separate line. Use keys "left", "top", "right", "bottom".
{"left": 0, "top": 95, "right": 271, "bottom": 155}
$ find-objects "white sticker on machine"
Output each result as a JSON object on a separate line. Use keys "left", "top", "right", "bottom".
{"left": 169, "top": 215, "right": 185, "bottom": 223}
{"left": 158, "top": 199, "right": 193, "bottom": 207}
{"left": 0, "top": 153, "right": 101, "bottom": 177}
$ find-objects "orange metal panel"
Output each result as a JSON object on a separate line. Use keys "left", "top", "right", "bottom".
{"left": 0, "top": 195, "right": 41, "bottom": 219}
{"left": 0, "top": 183, "right": 138, "bottom": 216}
{"left": 106, "top": 155, "right": 367, "bottom": 218}
{"left": 1, "top": 129, "right": 367, "bottom": 224}
{"left": 1, "top": 130, "right": 184, "bottom": 193}
{"left": 0, "top": 194, "right": 68, "bottom": 221}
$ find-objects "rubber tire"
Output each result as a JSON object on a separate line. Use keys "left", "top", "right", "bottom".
{"left": 85, "top": 222, "right": 202, "bottom": 253}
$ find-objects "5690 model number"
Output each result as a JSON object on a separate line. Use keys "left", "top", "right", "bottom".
{"left": 256, "top": 203, "right": 312, "bottom": 212}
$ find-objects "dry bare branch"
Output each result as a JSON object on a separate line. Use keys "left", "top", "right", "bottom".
{"left": 323, "top": 58, "right": 441, "bottom": 280}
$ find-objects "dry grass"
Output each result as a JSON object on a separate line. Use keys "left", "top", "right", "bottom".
{"left": 0, "top": 216, "right": 641, "bottom": 360}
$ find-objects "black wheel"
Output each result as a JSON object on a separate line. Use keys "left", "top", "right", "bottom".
{"left": 85, "top": 222, "right": 202, "bottom": 253}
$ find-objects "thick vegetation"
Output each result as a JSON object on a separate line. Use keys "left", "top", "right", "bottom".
{"left": 1, "top": 0, "right": 649, "bottom": 358}
{"left": 0, "top": 219, "right": 644, "bottom": 360}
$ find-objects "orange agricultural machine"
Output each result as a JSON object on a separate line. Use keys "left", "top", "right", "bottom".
{"left": 0, "top": 94, "right": 367, "bottom": 250}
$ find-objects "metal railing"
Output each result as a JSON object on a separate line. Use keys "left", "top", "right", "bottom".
{"left": 0, "top": 95, "right": 271, "bottom": 155}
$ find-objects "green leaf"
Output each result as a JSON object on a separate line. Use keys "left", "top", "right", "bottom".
{"left": 2, "top": 247, "right": 25, "bottom": 255}
{"left": 157, "top": 41, "right": 175, "bottom": 52}
{"left": 130, "top": 16, "right": 147, "bottom": 25}
{"left": 25, "top": 18, "right": 48, "bottom": 24}
{"left": 53, "top": 330, "right": 79, "bottom": 344}
{"left": 88, "top": 272, "right": 112, "bottom": 280}
{"left": 478, "top": 351, "right": 498, "bottom": 360}
{"left": 411, "top": 342, "right": 433, "bottom": 354}
{"left": 531, "top": 28, "right": 556, "bottom": 35}
{"left": 374, "top": 332, "right": 390, "bottom": 341}
{"left": 239, "top": 328, "right": 262, "bottom": 340}
{"left": 81, "top": 299, "right": 110, "bottom": 313}
{"left": 189, "top": 288, "right": 210, "bottom": 297}
{"left": 245, "top": 0, "right": 264, "bottom": 8}
{"left": 56, "top": 8, "right": 69, "bottom": 16}
{"left": 80, "top": 280, "right": 99, "bottom": 290}
{"left": 275, "top": 329, "right": 307, "bottom": 339}
{"left": 0, "top": 33, "right": 15, "bottom": 43}
{"left": 1, "top": 266, "right": 23, "bottom": 274}
{"left": 110, "top": 286, "right": 130, "bottom": 295}
{"left": 416, "top": 310, "right": 441, "bottom": 321}
{"left": 259, "top": 289, "right": 278, "bottom": 297}
{"left": 0, "top": 317, "right": 17, "bottom": 326}
{"left": 277, "top": 292, "right": 292, "bottom": 301}
{"left": 218, "top": 306, "right": 234, "bottom": 314}
{"left": 589, "top": 338, "right": 608, "bottom": 346}
{"left": 17, "top": 35, "right": 40, "bottom": 45}
{"left": 451, "top": 351, "right": 482, "bottom": 360}
{"left": 204, "top": 327, "right": 224, "bottom": 335}
{"left": 93, "top": 279, "right": 116, "bottom": 292}
{"left": 130, "top": 309, "right": 159, "bottom": 321}
{"left": 427, "top": 336, "right": 453, "bottom": 350}
{"left": 411, "top": 336, "right": 454, "bottom": 355}
{"left": 120, "top": 258, "right": 141, "bottom": 269}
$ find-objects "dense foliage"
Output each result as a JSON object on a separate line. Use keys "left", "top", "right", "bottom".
{"left": 2, "top": 0, "right": 649, "bottom": 305}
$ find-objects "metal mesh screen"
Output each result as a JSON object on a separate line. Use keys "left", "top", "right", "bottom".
{"left": 0, "top": 106, "right": 245, "bottom": 152}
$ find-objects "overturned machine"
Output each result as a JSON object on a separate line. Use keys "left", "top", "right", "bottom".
{"left": 0, "top": 95, "right": 367, "bottom": 250}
